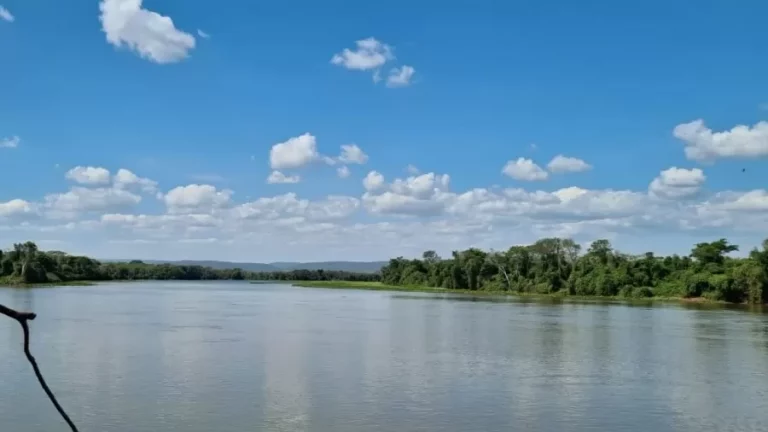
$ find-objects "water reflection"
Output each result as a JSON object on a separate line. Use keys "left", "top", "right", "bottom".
{"left": 1, "top": 282, "right": 767, "bottom": 432}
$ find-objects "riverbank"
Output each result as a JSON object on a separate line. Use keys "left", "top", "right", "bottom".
{"left": 287, "top": 280, "right": 737, "bottom": 305}
{"left": 0, "top": 278, "right": 96, "bottom": 288}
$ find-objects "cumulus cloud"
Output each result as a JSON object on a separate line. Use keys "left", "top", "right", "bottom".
{"left": 331, "top": 37, "right": 414, "bottom": 87}
{"left": 363, "top": 171, "right": 385, "bottom": 192}
{"left": 337, "top": 166, "right": 351, "bottom": 178}
{"left": 270, "top": 133, "right": 320, "bottom": 170}
{"left": 363, "top": 172, "right": 452, "bottom": 216}
{"left": 10, "top": 177, "right": 768, "bottom": 261}
{"left": 674, "top": 119, "right": 768, "bottom": 162}
{"left": 164, "top": 184, "right": 232, "bottom": 214}
{"left": 0, "top": 6, "right": 13, "bottom": 22}
{"left": 230, "top": 193, "right": 359, "bottom": 222}
{"left": 0, "top": 136, "right": 19, "bottom": 148}
{"left": 9, "top": 152, "right": 768, "bottom": 261}
{"left": 502, "top": 158, "right": 549, "bottom": 181}
{"left": 331, "top": 37, "right": 393, "bottom": 71}
{"left": 406, "top": 164, "right": 420, "bottom": 175}
{"left": 99, "top": 0, "right": 196, "bottom": 64}
{"left": 703, "top": 190, "right": 768, "bottom": 212}
{"left": 267, "top": 170, "right": 300, "bottom": 184}
{"left": 101, "top": 213, "right": 220, "bottom": 230}
{"left": 547, "top": 155, "right": 592, "bottom": 173}
{"left": 44, "top": 187, "right": 141, "bottom": 218}
{"left": 0, "top": 199, "right": 32, "bottom": 217}
{"left": 649, "top": 167, "right": 706, "bottom": 200}
{"left": 338, "top": 144, "right": 368, "bottom": 164}
{"left": 386, "top": 66, "right": 415, "bottom": 88}
{"left": 197, "top": 29, "right": 210, "bottom": 39}
{"left": 65, "top": 166, "right": 111, "bottom": 185}
{"left": 114, "top": 168, "right": 158, "bottom": 193}
{"left": 447, "top": 186, "right": 649, "bottom": 223}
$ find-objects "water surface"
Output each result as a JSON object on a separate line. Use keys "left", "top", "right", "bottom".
{"left": 1, "top": 282, "right": 767, "bottom": 431}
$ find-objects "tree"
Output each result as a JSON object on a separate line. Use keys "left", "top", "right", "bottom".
{"left": 691, "top": 239, "right": 738, "bottom": 268}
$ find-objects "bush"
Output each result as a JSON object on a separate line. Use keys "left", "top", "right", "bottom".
{"left": 535, "top": 282, "right": 553, "bottom": 294}
{"left": 707, "top": 274, "right": 743, "bottom": 303}
{"left": 682, "top": 272, "right": 711, "bottom": 298}
{"left": 653, "top": 280, "right": 687, "bottom": 297}
{"left": 632, "top": 287, "right": 653, "bottom": 298}
{"left": 731, "top": 262, "right": 767, "bottom": 304}
{"left": 702, "top": 290, "right": 724, "bottom": 301}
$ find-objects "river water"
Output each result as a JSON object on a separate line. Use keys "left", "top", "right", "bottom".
{"left": 1, "top": 282, "right": 767, "bottom": 431}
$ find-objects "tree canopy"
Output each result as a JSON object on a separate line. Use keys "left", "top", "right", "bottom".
{"left": 379, "top": 237, "right": 768, "bottom": 304}
{"left": 0, "top": 242, "right": 378, "bottom": 285}
{"left": 2, "top": 238, "right": 767, "bottom": 304}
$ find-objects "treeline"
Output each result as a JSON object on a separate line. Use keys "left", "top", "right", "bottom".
{"left": 380, "top": 238, "right": 768, "bottom": 304}
{"left": 0, "top": 242, "right": 379, "bottom": 284}
{"left": 248, "top": 269, "right": 378, "bottom": 282}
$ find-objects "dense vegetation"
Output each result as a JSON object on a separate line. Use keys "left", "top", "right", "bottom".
{"left": 380, "top": 238, "right": 768, "bottom": 304}
{"left": 0, "top": 242, "right": 378, "bottom": 285}
{"left": 4, "top": 238, "right": 768, "bottom": 304}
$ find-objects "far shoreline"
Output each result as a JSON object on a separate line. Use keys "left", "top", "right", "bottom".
{"left": 281, "top": 280, "right": 762, "bottom": 308}
{"left": 2, "top": 279, "right": 764, "bottom": 310}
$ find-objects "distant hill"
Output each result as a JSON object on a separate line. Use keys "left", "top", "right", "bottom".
{"left": 269, "top": 261, "right": 387, "bottom": 273}
{"left": 114, "top": 259, "right": 387, "bottom": 274}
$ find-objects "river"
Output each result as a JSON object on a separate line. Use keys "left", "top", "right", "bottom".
{"left": 1, "top": 282, "right": 767, "bottom": 431}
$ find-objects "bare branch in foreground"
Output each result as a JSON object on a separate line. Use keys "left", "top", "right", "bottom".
{"left": 0, "top": 304, "right": 79, "bottom": 432}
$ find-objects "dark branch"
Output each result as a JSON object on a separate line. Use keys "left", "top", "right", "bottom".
{"left": 0, "top": 304, "right": 79, "bottom": 432}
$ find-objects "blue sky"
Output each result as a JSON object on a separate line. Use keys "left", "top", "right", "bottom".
{"left": 1, "top": 0, "right": 768, "bottom": 261}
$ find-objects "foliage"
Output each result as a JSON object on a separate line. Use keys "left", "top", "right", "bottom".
{"left": 0, "top": 242, "right": 379, "bottom": 285}
{"left": 378, "top": 238, "right": 768, "bottom": 304}
{"left": 3, "top": 237, "right": 768, "bottom": 305}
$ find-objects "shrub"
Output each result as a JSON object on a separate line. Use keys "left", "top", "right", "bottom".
{"left": 632, "top": 287, "right": 653, "bottom": 298}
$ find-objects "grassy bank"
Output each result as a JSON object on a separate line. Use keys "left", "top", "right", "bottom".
{"left": 291, "top": 280, "right": 454, "bottom": 292}
{"left": 287, "top": 280, "right": 735, "bottom": 305}
{"left": 0, "top": 279, "right": 97, "bottom": 288}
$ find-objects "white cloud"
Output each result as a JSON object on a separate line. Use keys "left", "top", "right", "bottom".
{"left": 44, "top": 187, "right": 141, "bottom": 218}
{"left": 164, "top": 184, "right": 232, "bottom": 214}
{"left": 447, "top": 186, "right": 648, "bottom": 223}
{"left": 197, "top": 29, "right": 210, "bottom": 39}
{"left": 10, "top": 176, "right": 768, "bottom": 261}
{"left": 547, "top": 155, "right": 592, "bottom": 173}
{"left": 114, "top": 168, "right": 158, "bottom": 193}
{"left": 65, "top": 166, "right": 111, "bottom": 185}
{"left": 269, "top": 133, "right": 320, "bottom": 170}
{"left": 502, "top": 158, "right": 549, "bottom": 181}
{"left": 99, "top": 0, "right": 196, "bottom": 64}
{"left": 230, "top": 193, "right": 359, "bottom": 222}
{"left": 363, "top": 172, "right": 452, "bottom": 216}
{"left": 386, "top": 65, "right": 415, "bottom": 88}
{"left": 390, "top": 172, "right": 450, "bottom": 198}
{"left": 363, "top": 171, "right": 385, "bottom": 192}
{"left": 674, "top": 119, "right": 768, "bottom": 162}
{"left": 337, "top": 166, "right": 351, "bottom": 178}
{"left": 10, "top": 143, "right": 768, "bottom": 261}
{"left": 0, "top": 6, "right": 13, "bottom": 23}
{"left": 338, "top": 144, "right": 368, "bottom": 164}
{"left": 331, "top": 37, "right": 393, "bottom": 71}
{"left": 307, "top": 196, "right": 360, "bottom": 220}
{"left": 0, "top": 199, "right": 32, "bottom": 217}
{"left": 267, "top": 170, "right": 300, "bottom": 184}
{"left": 406, "top": 164, "right": 420, "bottom": 175}
{"left": 0, "top": 136, "right": 19, "bottom": 148}
{"left": 703, "top": 190, "right": 768, "bottom": 212}
{"left": 649, "top": 167, "right": 706, "bottom": 200}
{"left": 101, "top": 213, "right": 220, "bottom": 231}
{"left": 331, "top": 38, "right": 413, "bottom": 86}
